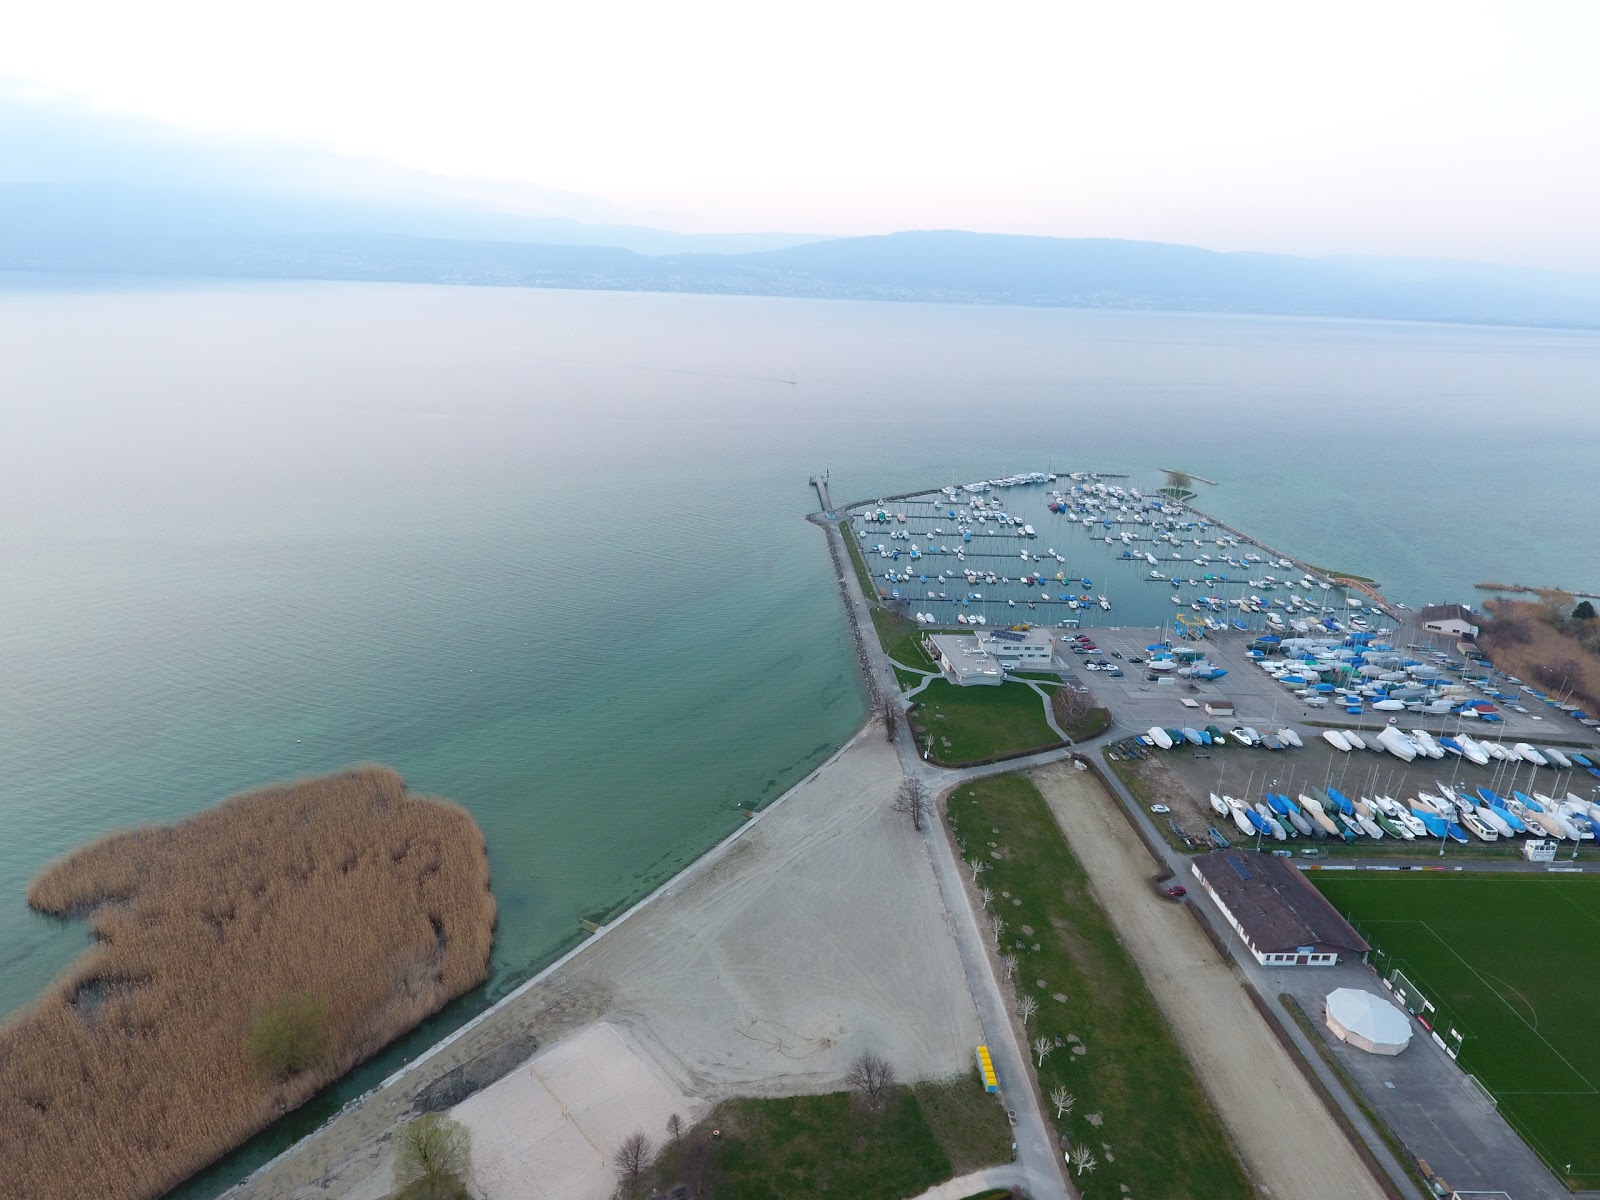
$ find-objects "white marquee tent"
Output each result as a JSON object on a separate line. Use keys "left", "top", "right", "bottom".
{"left": 1325, "top": 987, "right": 1412, "bottom": 1056}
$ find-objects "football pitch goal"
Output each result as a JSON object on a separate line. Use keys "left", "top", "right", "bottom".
{"left": 1313, "top": 871, "right": 1600, "bottom": 1188}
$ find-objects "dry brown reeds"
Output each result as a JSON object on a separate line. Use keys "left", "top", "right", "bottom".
{"left": 1480, "top": 599, "right": 1600, "bottom": 716}
{"left": 1, "top": 767, "right": 495, "bottom": 1200}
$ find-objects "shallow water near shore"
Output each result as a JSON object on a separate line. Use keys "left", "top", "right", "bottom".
{"left": 2, "top": 279, "right": 1597, "bottom": 1192}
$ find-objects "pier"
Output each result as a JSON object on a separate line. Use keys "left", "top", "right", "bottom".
{"left": 809, "top": 473, "right": 834, "bottom": 514}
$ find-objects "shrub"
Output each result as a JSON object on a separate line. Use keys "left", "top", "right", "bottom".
{"left": 248, "top": 993, "right": 330, "bottom": 1079}
{"left": 394, "top": 1113, "right": 473, "bottom": 1200}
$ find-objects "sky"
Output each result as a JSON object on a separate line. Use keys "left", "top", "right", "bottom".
{"left": 3, "top": 0, "right": 1598, "bottom": 268}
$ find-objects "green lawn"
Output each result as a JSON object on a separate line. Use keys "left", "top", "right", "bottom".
{"left": 1312, "top": 872, "right": 1600, "bottom": 1188}
{"left": 909, "top": 679, "right": 1062, "bottom": 765}
{"left": 947, "top": 774, "right": 1254, "bottom": 1200}
{"left": 640, "top": 1078, "right": 1011, "bottom": 1200}
{"left": 870, "top": 607, "right": 940, "bottom": 672}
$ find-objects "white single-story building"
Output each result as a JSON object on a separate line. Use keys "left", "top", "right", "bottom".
{"left": 1203, "top": 698, "right": 1236, "bottom": 717}
{"left": 927, "top": 635, "right": 1004, "bottom": 686}
{"left": 1191, "top": 850, "right": 1370, "bottom": 967}
{"left": 1419, "top": 603, "right": 1479, "bottom": 640}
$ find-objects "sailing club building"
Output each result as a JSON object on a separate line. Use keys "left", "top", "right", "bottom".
{"left": 1190, "top": 850, "right": 1370, "bottom": 967}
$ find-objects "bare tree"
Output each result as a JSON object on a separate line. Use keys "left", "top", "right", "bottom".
{"left": 845, "top": 1049, "right": 897, "bottom": 1108}
{"left": 992, "top": 917, "right": 1006, "bottom": 946}
{"left": 1050, "top": 1087, "right": 1075, "bottom": 1120}
{"left": 1017, "top": 994, "right": 1038, "bottom": 1024}
{"left": 970, "top": 859, "right": 989, "bottom": 882}
{"left": 1051, "top": 683, "right": 1099, "bottom": 737}
{"left": 1034, "top": 1036, "right": 1053, "bottom": 1067}
{"left": 881, "top": 698, "right": 899, "bottom": 742}
{"left": 666, "top": 1112, "right": 682, "bottom": 1142}
{"left": 979, "top": 886, "right": 993, "bottom": 908}
{"left": 891, "top": 778, "right": 927, "bottom": 831}
{"left": 1071, "top": 1146, "right": 1098, "bottom": 1176}
{"left": 613, "top": 1131, "right": 653, "bottom": 1198}
{"left": 1001, "top": 953, "right": 1018, "bottom": 979}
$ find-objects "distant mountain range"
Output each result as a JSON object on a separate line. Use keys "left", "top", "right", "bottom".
{"left": 4, "top": 186, "right": 1600, "bottom": 330}
{"left": 5, "top": 90, "right": 1598, "bottom": 328}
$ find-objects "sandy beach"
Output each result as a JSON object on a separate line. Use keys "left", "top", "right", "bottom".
{"left": 229, "top": 728, "right": 982, "bottom": 1199}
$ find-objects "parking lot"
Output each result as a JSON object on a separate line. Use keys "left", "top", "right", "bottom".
{"left": 1061, "top": 624, "right": 1600, "bottom": 753}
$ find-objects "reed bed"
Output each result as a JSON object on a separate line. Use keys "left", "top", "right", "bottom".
{"left": 2, "top": 767, "right": 495, "bottom": 1200}
{"left": 1480, "top": 599, "right": 1600, "bottom": 717}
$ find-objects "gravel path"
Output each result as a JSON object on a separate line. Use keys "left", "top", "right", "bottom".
{"left": 1031, "top": 761, "right": 1388, "bottom": 1200}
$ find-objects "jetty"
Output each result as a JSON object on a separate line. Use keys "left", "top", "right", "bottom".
{"left": 809, "top": 472, "right": 833, "bottom": 514}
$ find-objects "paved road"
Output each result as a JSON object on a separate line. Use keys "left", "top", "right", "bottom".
{"left": 821, "top": 516, "right": 1072, "bottom": 1200}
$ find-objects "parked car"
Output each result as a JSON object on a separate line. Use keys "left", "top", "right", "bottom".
{"left": 1162, "top": 885, "right": 1187, "bottom": 899}
{"left": 1150, "top": 804, "right": 1170, "bottom": 814}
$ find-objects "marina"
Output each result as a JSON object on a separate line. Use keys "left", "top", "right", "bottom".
{"left": 844, "top": 473, "right": 1389, "bottom": 635}
{"left": 840, "top": 470, "right": 1600, "bottom": 858}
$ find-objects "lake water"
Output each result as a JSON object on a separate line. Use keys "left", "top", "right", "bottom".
{"left": 2, "top": 279, "right": 1597, "bottom": 1188}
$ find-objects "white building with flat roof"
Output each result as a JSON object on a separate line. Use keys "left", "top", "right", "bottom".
{"left": 928, "top": 635, "right": 1004, "bottom": 686}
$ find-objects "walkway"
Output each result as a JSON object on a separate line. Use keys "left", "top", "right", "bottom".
{"left": 908, "top": 1165, "right": 1024, "bottom": 1200}
{"left": 830, "top": 527, "right": 1071, "bottom": 1200}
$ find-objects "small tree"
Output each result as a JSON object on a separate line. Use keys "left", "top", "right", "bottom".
{"left": 394, "top": 1113, "right": 473, "bottom": 1200}
{"left": 882, "top": 698, "right": 899, "bottom": 741}
{"left": 891, "top": 778, "right": 927, "bottom": 831}
{"left": 1071, "top": 1146, "right": 1098, "bottom": 1176}
{"left": 992, "top": 917, "right": 1006, "bottom": 946}
{"left": 247, "top": 993, "right": 329, "bottom": 1079}
{"left": 1017, "top": 994, "right": 1038, "bottom": 1024}
{"left": 613, "top": 1131, "right": 653, "bottom": 1198}
{"left": 845, "top": 1049, "right": 897, "bottom": 1108}
{"left": 980, "top": 886, "right": 994, "bottom": 908}
{"left": 666, "top": 1112, "right": 682, "bottom": 1142}
{"left": 1575, "top": 600, "right": 1596, "bottom": 621}
{"left": 1051, "top": 1087, "right": 1075, "bottom": 1119}
{"left": 1034, "top": 1036, "right": 1053, "bottom": 1067}
{"left": 1001, "top": 953, "right": 1018, "bottom": 979}
{"left": 970, "top": 859, "right": 989, "bottom": 882}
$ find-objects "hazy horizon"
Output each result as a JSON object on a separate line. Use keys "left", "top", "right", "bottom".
{"left": 4, "top": 1, "right": 1599, "bottom": 272}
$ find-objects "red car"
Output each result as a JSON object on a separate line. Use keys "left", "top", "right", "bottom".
{"left": 1163, "top": 885, "right": 1187, "bottom": 899}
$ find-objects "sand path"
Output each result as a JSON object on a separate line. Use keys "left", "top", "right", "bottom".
{"left": 1031, "top": 762, "right": 1387, "bottom": 1200}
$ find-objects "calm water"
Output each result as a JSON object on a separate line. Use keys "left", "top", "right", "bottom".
{"left": 2, "top": 279, "right": 1597, "bottom": 1188}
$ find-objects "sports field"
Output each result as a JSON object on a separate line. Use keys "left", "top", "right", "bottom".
{"left": 1313, "top": 872, "right": 1600, "bottom": 1187}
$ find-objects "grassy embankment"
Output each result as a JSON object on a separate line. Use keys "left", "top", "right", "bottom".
{"left": 640, "top": 1077, "right": 1012, "bottom": 1200}
{"left": 1312, "top": 871, "right": 1600, "bottom": 1189}
{"left": 947, "top": 773, "right": 1254, "bottom": 1200}
{"left": 4, "top": 768, "right": 496, "bottom": 1200}
{"left": 839, "top": 520, "right": 882, "bottom": 601}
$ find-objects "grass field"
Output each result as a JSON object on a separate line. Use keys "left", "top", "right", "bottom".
{"left": 1312, "top": 872, "right": 1600, "bottom": 1187}
{"left": 640, "top": 1077, "right": 1012, "bottom": 1200}
{"left": 948, "top": 774, "right": 1254, "bottom": 1200}
{"left": 909, "top": 679, "right": 1062, "bottom": 765}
